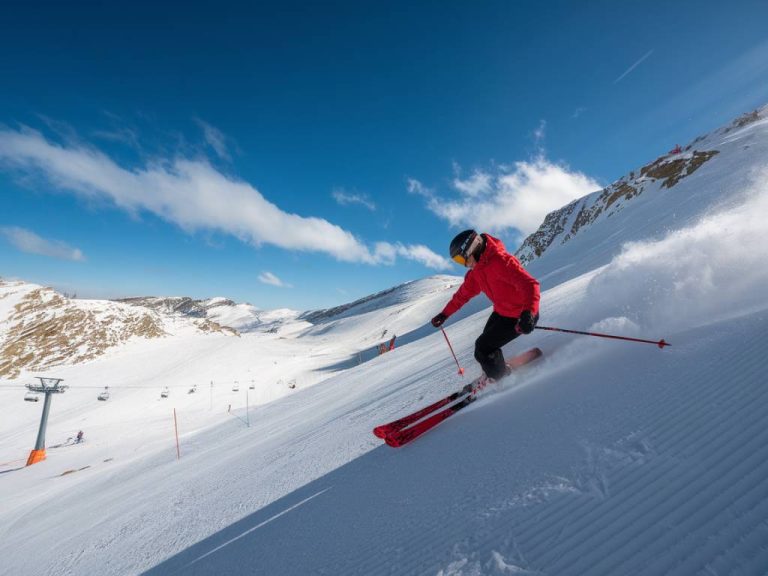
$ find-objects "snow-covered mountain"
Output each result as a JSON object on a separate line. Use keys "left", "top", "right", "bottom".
{"left": 517, "top": 106, "right": 768, "bottom": 288}
{"left": 117, "top": 295, "right": 301, "bottom": 334}
{"left": 119, "top": 276, "right": 468, "bottom": 341}
{"left": 1, "top": 105, "right": 768, "bottom": 576}
{"left": 0, "top": 279, "right": 241, "bottom": 380}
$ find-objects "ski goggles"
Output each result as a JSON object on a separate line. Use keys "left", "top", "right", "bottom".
{"left": 452, "top": 253, "right": 470, "bottom": 266}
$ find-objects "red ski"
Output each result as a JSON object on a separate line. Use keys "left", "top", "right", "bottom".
{"left": 373, "top": 383, "right": 474, "bottom": 439}
{"left": 375, "top": 347, "right": 543, "bottom": 447}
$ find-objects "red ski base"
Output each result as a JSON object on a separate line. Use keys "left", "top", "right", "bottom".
{"left": 375, "top": 347, "right": 543, "bottom": 447}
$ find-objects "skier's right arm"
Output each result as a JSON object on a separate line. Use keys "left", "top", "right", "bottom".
{"left": 441, "top": 272, "right": 480, "bottom": 318}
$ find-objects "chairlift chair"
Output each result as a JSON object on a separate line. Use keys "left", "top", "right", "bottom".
{"left": 97, "top": 386, "right": 110, "bottom": 401}
{"left": 161, "top": 387, "right": 169, "bottom": 398}
{"left": 24, "top": 391, "right": 41, "bottom": 402}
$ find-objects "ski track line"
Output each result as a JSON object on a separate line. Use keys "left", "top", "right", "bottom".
{"left": 334, "top": 440, "right": 543, "bottom": 574}
{"left": 532, "top": 373, "right": 766, "bottom": 571}
{"left": 592, "top": 360, "right": 768, "bottom": 574}
{"left": 579, "top": 431, "right": 768, "bottom": 576}
{"left": 509, "top": 335, "right": 763, "bottom": 553}
{"left": 502, "top": 375, "right": 754, "bottom": 561}
{"left": 183, "top": 487, "right": 332, "bottom": 569}
{"left": 345, "top": 495, "right": 481, "bottom": 576}
{"left": 508, "top": 340, "right": 765, "bottom": 573}
{"left": 468, "top": 336, "right": 756, "bottom": 564}
{"left": 517, "top": 407, "right": 768, "bottom": 576}
{"left": 639, "top": 473, "right": 768, "bottom": 575}
{"left": 701, "top": 515, "right": 768, "bottom": 576}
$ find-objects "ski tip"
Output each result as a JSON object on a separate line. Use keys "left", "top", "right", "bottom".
{"left": 372, "top": 427, "right": 390, "bottom": 439}
{"left": 658, "top": 339, "right": 670, "bottom": 349}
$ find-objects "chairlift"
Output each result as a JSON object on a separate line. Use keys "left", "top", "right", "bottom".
{"left": 24, "top": 391, "right": 41, "bottom": 402}
{"left": 188, "top": 384, "right": 197, "bottom": 394}
{"left": 97, "top": 386, "right": 110, "bottom": 401}
{"left": 232, "top": 381, "right": 240, "bottom": 392}
{"left": 160, "top": 387, "right": 170, "bottom": 398}
{"left": 249, "top": 381, "right": 255, "bottom": 390}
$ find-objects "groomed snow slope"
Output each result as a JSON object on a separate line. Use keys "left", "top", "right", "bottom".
{"left": 1, "top": 110, "right": 768, "bottom": 576}
{"left": 146, "top": 312, "right": 768, "bottom": 576}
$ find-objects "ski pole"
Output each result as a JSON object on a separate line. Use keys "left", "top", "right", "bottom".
{"left": 535, "top": 325, "right": 670, "bottom": 349}
{"left": 441, "top": 328, "right": 465, "bottom": 375}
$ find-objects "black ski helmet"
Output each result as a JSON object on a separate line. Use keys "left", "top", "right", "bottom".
{"left": 449, "top": 229, "right": 482, "bottom": 265}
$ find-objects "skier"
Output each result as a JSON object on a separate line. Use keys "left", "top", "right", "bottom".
{"left": 75, "top": 430, "right": 84, "bottom": 444}
{"left": 431, "top": 230, "right": 540, "bottom": 382}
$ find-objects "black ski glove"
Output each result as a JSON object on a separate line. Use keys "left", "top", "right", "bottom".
{"left": 431, "top": 313, "right": 447, "bottom": 328}
{"left": 517, "top": 311, "right": 538, "bottom": 334}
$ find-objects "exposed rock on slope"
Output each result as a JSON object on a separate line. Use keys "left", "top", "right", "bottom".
{"left": 118, "top": 296, "right": 240, "bottom": 335}
{"left": 515, "top": 108, "right": 768, "bottom": 265}
{"left": 0, "top": 280, "right": 236, "bottom": 379}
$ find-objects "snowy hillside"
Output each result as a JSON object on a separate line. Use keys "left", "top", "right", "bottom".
{"left": 118, "top": 295, "right": 300, "bottom": 334}
{"left": 517, "top": 105, "right": 768, "bottom": 288}
{"left": 0, "top": 279, "right": 243, "bottom": 380}
{"left": 2, "top": 106, "right": 768, "bottom": 576}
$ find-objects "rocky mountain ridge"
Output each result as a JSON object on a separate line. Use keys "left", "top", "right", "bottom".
{"left": 0, "top": 279, "right": 237, "bottom": 379}
{"left": 117, "top": 295, "right": 298, "bottom": 333}
{"left": 516, "top": 108, "right": 765, "bottom": 265}
{"left": 117, "top": 295, "right": 237, "bottom": 318}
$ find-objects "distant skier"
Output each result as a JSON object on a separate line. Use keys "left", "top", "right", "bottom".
{"left": 75, "top": 430, "right": 84, "bottom": 444}
{"left": 431, "top": 230, "right": 540, "bottom": 381}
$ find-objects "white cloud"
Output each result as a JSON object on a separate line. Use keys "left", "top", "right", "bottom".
{"left": 452, "top": 170, "right": 492, "bottom": 197}
{"left": 406, "top": 178, "right": 433, "bottom": 198}
{"left": 0, "top": 126, "right": 449, "bottom": 271}
{"left": 0, "top": 127, "right": 405, "bottom": 266}
{"left": 396, "top": 243, "right": 452, "bottom": 270}
{"left": 92, "top": 126, "right": 141, "bottom": 149}
{"left": 371, "top": 242, "right": 451, "bottom": 270}
{"left": 258, "top": 272, "right": 291, "bottom": 288}
{"left": 332, "top": 188, "right": 376, "bottom": 211}
{"left": 195, "top": 119, "right": 231, "bottom": 161}
{"left": 0, "top": 226, "right": 85, "bottom": 261}
{"left": 418, "top": 156, "right": 601, "bottom": 238}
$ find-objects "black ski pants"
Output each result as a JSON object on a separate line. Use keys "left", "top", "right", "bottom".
{"left": 474, "top": 311, "right": 521, "bottom": 380}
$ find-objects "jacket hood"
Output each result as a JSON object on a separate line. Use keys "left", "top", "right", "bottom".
{"left": 480, "top": 234, "right": 507, "bottom": 262}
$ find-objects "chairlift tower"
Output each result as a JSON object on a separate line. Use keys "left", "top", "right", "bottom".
{"left": 25, "top": 377, "right": 68, "bottom": 466}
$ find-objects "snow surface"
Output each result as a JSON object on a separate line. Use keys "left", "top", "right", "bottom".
{"left": 205, "top": 301, "right": 300, "bottom": 334}
{"left": 2, "top": 109, "right": 768, "bottom": 575}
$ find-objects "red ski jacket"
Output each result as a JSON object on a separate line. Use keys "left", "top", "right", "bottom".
{"left": 442, "top": 234, "right": 540, "bottom": 319}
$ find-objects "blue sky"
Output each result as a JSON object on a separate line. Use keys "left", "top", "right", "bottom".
{"left": 2, "top": 0, "right": 767, "bottom": 310}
